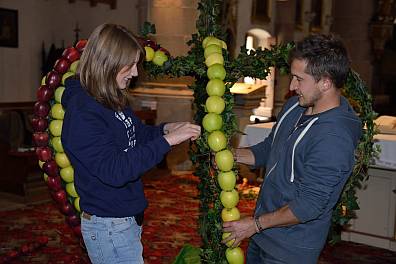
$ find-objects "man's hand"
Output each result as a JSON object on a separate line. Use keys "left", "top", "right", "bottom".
{"left": 222, "top": 217, "right": 257, "bottom": 247}
{"left": 163, "top": 123, "right": 201, "bottom": 146}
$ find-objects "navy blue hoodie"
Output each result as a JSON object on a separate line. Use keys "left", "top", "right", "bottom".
{"left": 61, "top": 78, "right": 170, "bottom": 217}
{"left": 250, "top": 96, "right": 361, "bottom": 263}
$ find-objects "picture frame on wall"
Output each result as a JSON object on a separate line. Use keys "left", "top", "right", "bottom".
{"left": 0, "top": 8, "right": 18, "bottom": 48}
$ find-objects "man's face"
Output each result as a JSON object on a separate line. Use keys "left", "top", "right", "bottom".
{"left": 289, "top": 59, "right": 322, "bottom": 108}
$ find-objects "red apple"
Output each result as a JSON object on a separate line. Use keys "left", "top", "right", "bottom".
{"left": 43, "top": 160, "right": 59, "bottom": 176}
{"left": 73, "top": 225, "right": 82, "bottom": 237}
{"left": 32, "top": 132, "right": 49, "bottom": 147}
{"left": 54, "top": 57, "right": 71, "bottom": 74}
{"left": 45, "top": 70, "right": 61, "bottom": 89}
{"left": 67, "top": 214, "right": 80, "bottom": 226}
{"left": 31, "top": 117, "right": 48, "bottom": 132}
{"left": 47, "top": 176, "right": 62, "bottom": 191}
{"left": 53, "top": 189, "right": 67, "bottom": 204}
{"left": 60, "top": 202, "right": 75, "bottom": 216}
{"left": 34, "top": 101, "right": 50, "bottom": 118}
{"left": 144, "top": 39, "right": 159, "bottom": 50}
{"left": 36, "top": 146, "right": 52, "bottom": 162}
{"left": 62, "top": 47, "right": 80, "bottom": 63}
{"left": 75, "top": 39, "right": 87, "bottom": 53}
{"left": 159, "top": 47, "right": 170, "bottom": 57}
{"left": 36, "top": 84, "right": 54, "bottom": 102}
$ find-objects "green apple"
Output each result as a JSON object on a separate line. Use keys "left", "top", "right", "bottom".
{"left": 207, "top": 64, "right": 226, "bottom": 80}
{"left": 74, "top": 197, "right": 80, "bottom": 212}
{"left": 204, "top": 44, "right": 222, "bottom": 58}
{"left": 60, "top": 166, "right": 74, "bottom": 183}
{"left": 225, "top": 247, "right": 244, "bottom": 264}
{"left": 62, "top": 71, "right": 75, "bottom": 85}
{"left": 215, "top": 149, "right": 234, "bottom": 171}
{"left": 43, "top": 173, "right": 48, "bottom": 182}
{"left": 65, "top": 182, "right": 79, "bottom": 197}
{"left": 206, "top": 95, "right": 225, "bottom": 114}
{"left": 220, "top": 40, "right": 227, "bottom": 50}
{"left": 208, "top": 130, "right": 227, "bottom": 152}
{"left": 220, "top": 189, "right": 239, "bottom": 209}
{"left": 202, "top": 113, "right": 223, "bottom": 132}
{"left": 152, "top": 50, "right": 168, "bottom": 66}
{"left": 55, "top": 152, "right": 71, "bottom": 168}
{"left": 218, "top": 171, "right": 236, "bottom": 191}
{"left": 144, "top": 46, "right": 155, "bottom": 61}
{"left": 222, "top": 232, "right": 240, "bottom": 248}
{"left": 221, "top": 207, "right": 240, "bottom": 222}
{"left": 206, "top": 79, "right": 225, "bottom": 96}
{"left": 205, "top": 53, "right": 224, "bottom": 67}
{"left": 51, "top": 136, "right": 64, "bottom": 153}
{"left": 49, "top": 120, "right": 63, "bottom": 137}
{"left": 69, "top": 60, "right": 79, "bottom": 73}
{"left": 203, "top": 36, "right": 222, "bottom": 48}
{"left": 51, "top": 103, "right": 65, "bottom": 120}
{"left": 54, "top": 86, "right": 65, "bottom": 103}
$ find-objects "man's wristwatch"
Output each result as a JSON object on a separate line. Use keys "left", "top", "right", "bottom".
{"left": 254, "top": 216, "right": 264, "bottom": 232}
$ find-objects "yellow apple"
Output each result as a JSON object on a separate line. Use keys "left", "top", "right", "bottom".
{"left": 55, "top": 152, "right": 71, "bottom": 168}
{"left": 205, "top": 53, "right": 224, "bottom": 67}
{"left": 74, "top": 197, "right": 80, "bottom": 212}
{"left": 217, "top": 171, "right": 236, "bottom": 191}
{"left": 69, "top": 60, "right": 79, "bottom": 73}
{"left": 225, "top": 247, "right": 244, "bottom": 264}
{"left": 215, "top": 149, "right": 234, "bottom": 171}
{"left": 221, "top": 207, "right": 240, "bottom": 222}
{"left": 207, "top": 64, "right": 226, "bottom": 80}
{"left": 51, "top": 103, "right": 65, "bottom": 120}
{"left": 203, "top": 36, "right": 222, "bottom": 48}
{"left": 54, "top": 86, "right": 65, "bottom": 103}
{"left": 66, "top": 182, "right": 79, "bottom": 197}
{"left": 51, "top": 136, "right": 64, "bottom": 153}
{"left": 221, "top": 40, "right": 227, "bottom": 50}
{"left": 220, "top": 189, "right": 239, "bottom": 209}
{"left": 62, "top": 71, "right": 75, "bottom": 85}
{"left": 49, "top": 120, "right": 63, "bottom": 137}
{"left": 206, "top": 79, "right": 225, "bottom": 96}
{"left": 145, "top": 46, "right": 155, "bottom": 61}
{"left": 41, "top": 76, "right": 46, "bottom": 85}
{"left": 60, "top": 166, "right": 74, "bottom": 183}
{"left": 38, "top": 160, "right": 45, "bottom": 169}
{"left": 206, "top": 95, "right": 225, "bottom": 114}
{"left": 202, "top": 113, "right": 223, "bottom": 132}
{"left": 208, "top": 130, "right": 227, "bottom": 152}
{"left": 43, "top": 173, "right": 48, "bottom": 182}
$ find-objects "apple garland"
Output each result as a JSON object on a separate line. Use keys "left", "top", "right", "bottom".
{"left": 33, "top": 40, "right": 87, "bottom": 239}
{"left": 201, "top": 36, "right": 244, "bottom": 264}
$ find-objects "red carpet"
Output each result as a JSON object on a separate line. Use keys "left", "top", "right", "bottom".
{"left": 0, "top": 172, "right": 395, "bottom": 263}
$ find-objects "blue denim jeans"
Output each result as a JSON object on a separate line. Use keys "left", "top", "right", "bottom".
{"left": 81, "top": 213, "right": 143, "bottom": 264}
{"left": 247, "top": 239, "right": 285, "bottom": 264}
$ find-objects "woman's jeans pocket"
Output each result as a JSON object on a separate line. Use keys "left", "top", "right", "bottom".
{"left": 81, "top": 214, "right": 143, "bottom": 264}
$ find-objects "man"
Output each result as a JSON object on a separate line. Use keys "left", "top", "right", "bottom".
{"left": 222, "top": 34, "right": 362, "bottom": 263}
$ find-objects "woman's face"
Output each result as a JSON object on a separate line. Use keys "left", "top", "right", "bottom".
{"left": 116, "top": 52, "right": 140, "bottom": 89}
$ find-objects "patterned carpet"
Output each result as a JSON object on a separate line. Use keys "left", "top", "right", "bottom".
{"left": 0, "top": 171, "right": 395, "bottom": 263}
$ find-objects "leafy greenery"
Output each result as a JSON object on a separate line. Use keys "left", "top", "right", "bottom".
{"left": 142, "top": 0, "right": 377, "bottom": 259}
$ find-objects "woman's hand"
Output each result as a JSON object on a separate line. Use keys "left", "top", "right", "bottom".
{"left": 163, "top": 122, "right": 189, "bottom": 135}
{"left": 163, "top": 123, "right": 201, "bottom": 146}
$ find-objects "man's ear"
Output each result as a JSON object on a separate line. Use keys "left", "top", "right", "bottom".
{"left": 319, "top": 77, "right": 332, "bottom": 92}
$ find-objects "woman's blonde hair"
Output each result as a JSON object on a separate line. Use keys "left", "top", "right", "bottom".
{"left": 78, "top": 23, "right": 144, "bottom": 111}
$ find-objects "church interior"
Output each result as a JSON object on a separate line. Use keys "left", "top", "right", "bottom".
{"left": 0, "top": 0, "right": 396, "bottom": 263}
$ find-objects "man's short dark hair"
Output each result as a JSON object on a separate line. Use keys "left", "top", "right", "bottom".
{"left": 289, "top": 34, "right": 350, "bottom": 88}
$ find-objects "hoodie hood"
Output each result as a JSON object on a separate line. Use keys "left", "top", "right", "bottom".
{"left": 62, "top": 77, "right": 85, "bottom": 109}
